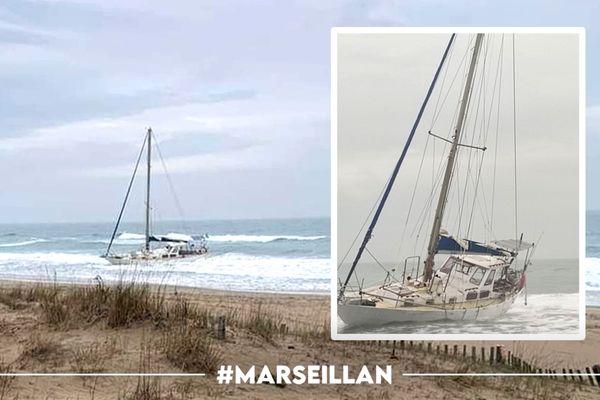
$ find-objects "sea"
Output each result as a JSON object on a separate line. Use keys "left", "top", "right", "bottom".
{"left": 586, "top": 211, "right": 600, "bottom": 306}
{"left": 338, "top": 258, "right": 580, "bottom": 334}
{"left": 0, "top": 218, "right": 330, "bottom": 294}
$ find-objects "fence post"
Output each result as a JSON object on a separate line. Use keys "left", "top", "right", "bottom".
{"left": 453, "top": 345, "right": 458, "bottom": 356}
{"left": 490, "top": 347, "right": 495, "bottom": 365}
{"left": 481, "top": 347, "right": 485, "bottom": 363}
{"left": 471, "top": 346, "right": 476, "bottom": 362}
{"left": 391, "top": 340, "right": 397, "bottom": 359}
{"left": 586, "top": 367, "right": 596, "bottom": 386}
{"left": 217, "top": 315, "right": 226, "bottom": 340}
{"left": 593, "top": 365, "right": 600, "bottom": 386}
{"left": 444, "top": 344, "right": 448, "bottom": 356}
{"left": 576, "top": 369, "right": 584, "bottom": 383}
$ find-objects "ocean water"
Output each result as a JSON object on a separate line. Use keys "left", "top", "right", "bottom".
{"left": 0, "top": 218, "right": 330, "bottom": 293}
{"left": 586, "top": 210, "right": 600, "bottom": 306}
{"left": 338, "top": 258, "right": 579, "bottom": 334}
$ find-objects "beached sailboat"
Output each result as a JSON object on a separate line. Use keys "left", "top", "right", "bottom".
{"left": 102, "top": 128, "right": 208, "bottom": 265}
{"left": 337, "top": 33, "right": 535, "bottom": 327}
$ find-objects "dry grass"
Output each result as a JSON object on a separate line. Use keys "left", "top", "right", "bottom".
{"left": 69, "top": 338, "right": 118, "bottom": 373}
{"left": 0, "top": 287, "right": 25, "bottom": 310}
{"left": 6, "top": 280, "right": 167, "bottom": 329}
{"left": 17, "top": 331, "right": 62, "bottom": 369}
{"left": 159, "top": 325, "right": 222, "bottom": 373}
{"left": 0, "top": 359, "right": 14, "bottom": 400}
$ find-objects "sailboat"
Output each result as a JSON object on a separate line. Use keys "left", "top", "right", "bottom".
{"left": 337, "top": 33, "right": 535, "bottom": 327}
{"left": 102, "top": 128, "right": 208, "bottom": 265}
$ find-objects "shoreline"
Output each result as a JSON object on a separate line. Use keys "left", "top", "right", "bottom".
{"left": 0, "top": 275, "right": 330, "bottom": 298}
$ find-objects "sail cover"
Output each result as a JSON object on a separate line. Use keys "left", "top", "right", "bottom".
{"left": 149, "top": 233, "right": 194, "bottom": 243}
{"left": 492, "top": 239, "right": 534, "bottom": 252}
{"left": 437, "top": 234, "right": 512, "bottom": 256}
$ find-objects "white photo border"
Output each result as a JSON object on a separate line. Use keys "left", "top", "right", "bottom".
{"left": 330, "top": 26, "right": 586, "bottom": 341}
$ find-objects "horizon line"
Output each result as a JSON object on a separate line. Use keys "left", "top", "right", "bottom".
{"left": 0, "top": 215, "right": 332, "bottom": 225}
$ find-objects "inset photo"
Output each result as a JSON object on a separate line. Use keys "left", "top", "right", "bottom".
{"left": 332, "top": 28, "right": 584, "bottom": 340}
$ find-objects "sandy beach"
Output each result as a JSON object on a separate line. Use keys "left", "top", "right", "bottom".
{"left": 0, "top": 280, "right": 597, "bottom": 399}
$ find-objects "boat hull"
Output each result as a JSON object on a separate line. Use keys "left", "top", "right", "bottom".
{"left": 103, "top": 253, "right": 207, "bottom": 266}
{"left": 338, "top": 292, "right": 520, "bottom": 327}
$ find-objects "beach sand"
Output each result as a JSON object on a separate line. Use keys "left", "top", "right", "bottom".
{"left": 0, "top": 280, "right": 597, "bottom": 399}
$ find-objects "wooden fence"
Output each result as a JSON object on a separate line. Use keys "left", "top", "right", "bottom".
{"left": 377, "top": 340, "right": 600, "bottom": 387}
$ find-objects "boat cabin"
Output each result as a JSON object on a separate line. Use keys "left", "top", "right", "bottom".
{"left": 431, "top": 254, "right": 516, "bottom": 302}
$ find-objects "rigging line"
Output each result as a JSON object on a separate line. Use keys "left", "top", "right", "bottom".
{"left": 473, "top": 37, "right": 502, "bottom": 221}
{"left": 430, "top": 35, "right": 475, "bottom": 128}
{"left": 340, "top": 33, "right": 456, "bottom": 295}
{"left": 429, "top": 37, "right": 456, "bottom": 129}
{"left": 364, "top": 246, "right": 403, "bottom": 284}
{"left": 409, "top": 98, "right": 461, "bottom": 251}
{"left": 410, "top": 101, "right": 458, "bottom": 256}
{"left": 410, "top": 69, "right": 465, "bottom": 246}
{"left": 427, "top": 36, "right": 473, "bottom": 242}
{"left": 450, "top": 34, "right": 484, "bottom": 239}
{"left": 396, "top": 133, "right": 432, "bottom": 259}
{"left": 104, "top": 132, "right": 148, "bottom": 256}
{"left": 410, "top": 37, "right": 470, "bottom": 258}
{"left": 457, "top": 40, "right": 488, "bottom": 237}
{"left": 463, "top": 39, "right": 494, "bottom": 238}
{"left": 152, "top": 132, "right": 190, "bottom": 235}
{"left": 512, "top": 34, "right": 519, "bottom": 246}
{"left": 471, "top": 36, "right": 505, "bottom": 240}
{"left": 338, "top": 172, "right": 393, "bottom": 270}
{"left": 490, "top": 35, "right": 504, "bottom": 234}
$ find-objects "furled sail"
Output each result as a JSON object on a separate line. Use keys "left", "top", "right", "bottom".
{"left": 437, "top": 233, "right": 514, "bottom": 257}
{"left": 149, "top": 233, "right": 194, "bottom": 243}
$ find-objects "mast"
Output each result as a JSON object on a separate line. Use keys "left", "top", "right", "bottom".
{"left": 144, "top": 127, "right": 152, "bottom": 252}
{"left": 339, "top": 34, "right": 456, "bottom": 299}
{"left": 423, "top": 33, "right": 484, "bottom": 282}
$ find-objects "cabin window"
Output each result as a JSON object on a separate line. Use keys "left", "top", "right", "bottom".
{"left": 466, "top": 291, "right": 478, "bottom": 300}
{"left": 459, "top": 263, "right": 472, "bottom": 275}
{"left": 469, "top": 267, "right": 486, "bottom": 285}
{"left": 484, "top": 270, "right": 496, "bottom": 286}
{"left": 439, "top": 258, "right": 454, "bottom": 274}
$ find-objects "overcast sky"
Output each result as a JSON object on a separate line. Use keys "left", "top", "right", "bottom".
{"left": 337, "top": 32, "right": 579, "bottom": 260}
{"left": 0, "top": 1, "right": 598, "bottom": 224}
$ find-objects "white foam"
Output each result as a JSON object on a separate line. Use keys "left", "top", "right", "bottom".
{"left": 0, "top": 248, "right": 330, "bottom": 293}
{"left": 0, "top": 239, "right": 47, "bottom": 248}
{"left": 0, "top": 252, "right": 105, "bottom": 266}
{"left": 207, "top": 234, "right": 327, "bottom": 243}
{"left": 117, "top": 232, "right": 146, "bottom": 240}
{"left": 585, "top": 257, "right": 600, "bottom": 289}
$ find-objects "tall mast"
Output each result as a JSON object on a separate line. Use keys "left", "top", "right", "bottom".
{"left": 339, "top": 34, "right": 456, "bottom": 299}
{"left": 423, "top": 33, "right": 484, "bottom": 282}
{"left": 144, "top": 127, "right": 152, "bottom": 252}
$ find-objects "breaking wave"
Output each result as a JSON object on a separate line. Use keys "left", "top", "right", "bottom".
{"left": 206, "top": 234, "right": 327, "bottom": 243}
{"left": 0, "top": 239, "right": 48, "bottom": 248}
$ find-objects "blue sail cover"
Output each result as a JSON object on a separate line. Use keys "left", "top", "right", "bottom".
{"left": 437, "top": 234, "right": 511, "bottom": 256}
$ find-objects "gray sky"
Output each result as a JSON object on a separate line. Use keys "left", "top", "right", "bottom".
{"left": 337, "top": 33, "right": 579, "bottom": 260}
{"left": 0, "top": 1, "right": 597, "bottom": 224}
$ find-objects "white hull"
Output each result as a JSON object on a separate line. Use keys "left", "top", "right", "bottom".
{"left": 103, "top": 252, "right": 207, "bottom": 265}
{"left": 338, "top": 291, "right": 520, "bottom": 327}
